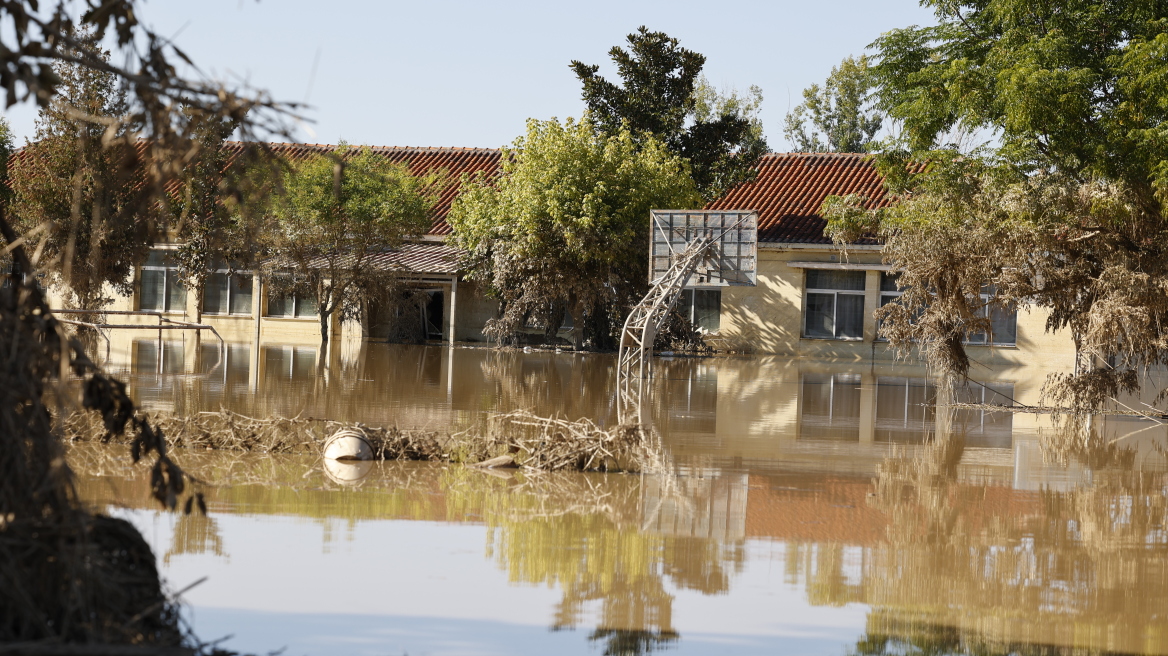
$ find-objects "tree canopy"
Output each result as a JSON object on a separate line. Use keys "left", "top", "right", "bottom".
{"left": 8, "top": 30, "right": 150, "bottom": 311}
{"left": 826, "top": 0, "right": 1168, "bottom": 409}
{"left": 570, "top": 27, "right": 767, "bottom": 201}
{"left": 264, "top": 146, "right": 438, "bottom": 345}
{"left": 448, "top": 116, "right": 701, "bottom": 348}
{"left": 784, "top": 55, "right": 882, "bottom": 153}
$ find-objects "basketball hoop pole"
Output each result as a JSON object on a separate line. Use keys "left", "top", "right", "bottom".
{"left": 617, "top": 235, "right": 715, "bottom": 382}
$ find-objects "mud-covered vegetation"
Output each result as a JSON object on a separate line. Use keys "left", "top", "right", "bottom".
{"left": 64, "top": 409, "right": 665, "bottom": 474}
{"left": 825, "top": 1, "right": 1168, "bottom": 412}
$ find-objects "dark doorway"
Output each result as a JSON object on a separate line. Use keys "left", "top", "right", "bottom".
{"left": 423, "top": 290, "right": 444, "bottom": 340}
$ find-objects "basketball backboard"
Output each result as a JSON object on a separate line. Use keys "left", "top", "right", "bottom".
{"left": 650, "top": 210, "right": 757, "bottom": 287}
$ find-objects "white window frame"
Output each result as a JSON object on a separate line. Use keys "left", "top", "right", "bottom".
{"left": 803, "top": 272, "right": 865, "bottom": 341}
{"left": 139, "top": 250, "right": 186, "bottom": 314}
{"left": 966, "top": 292, "right": 1018, "bottom": 347}
{"left": 877, "top": 274, "right": 1017, "bottom": 347}
{"left": 677, "top": 288, "right": 722, "bottom": 334}
{"left": 202, "top": 268, "right": 255, "bottom": 316}
{"left": 265, "top": 289, "right": 318, "bottom": 319}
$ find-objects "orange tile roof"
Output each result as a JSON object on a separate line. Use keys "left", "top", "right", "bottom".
{"left": 222, "top": 142, "right": 502, "bottom": 237}
{"left": 228, "top": 147, "right": 888, "bottom": 243}
{"left": 706, "top": 153, "right": 888, "bottom": 244}
{"left": 11, "top": 142, "right": 888, "bottom": 245}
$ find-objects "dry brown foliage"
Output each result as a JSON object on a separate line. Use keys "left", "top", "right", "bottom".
{"left": 64, "top": 409, "right": 665, "bottom": 474}
{"left": 0, "top": 218, "right": 191, "bottom": 646}
{"left": 827, "top": 165, "right": 1168, "bottom": 411}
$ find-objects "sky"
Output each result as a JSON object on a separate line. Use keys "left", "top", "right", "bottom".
{"left": 2, "top": 0, "right": 937, "bottom": 151}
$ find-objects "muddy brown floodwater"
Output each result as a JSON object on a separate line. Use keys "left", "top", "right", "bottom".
{"left": 70, "top": 343, "right": 1168, "bottom": 655}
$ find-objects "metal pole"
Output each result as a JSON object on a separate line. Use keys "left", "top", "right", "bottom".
{"left": 448, "top": 276, "right": 458, "bottom": 346}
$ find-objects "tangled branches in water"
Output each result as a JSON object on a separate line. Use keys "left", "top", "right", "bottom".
{"left": 0, "top": 213, "right": 203, "bottom": 645}
{"left": 65, "top": 408, "right": 666, "bottom": 474}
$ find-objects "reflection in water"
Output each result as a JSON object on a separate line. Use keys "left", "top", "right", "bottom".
{"left": 800, "top": 374, "right": 1015, "bottom": 446}
{"left": 70, "top": 425, "right": 1168, "bottom": 656}
{"left": 847, "top": 415, "right": 1168, "bottom": 655}
{"left": 163, "top": 513, "right": 225, "bottom": 565}
{"left": 77, "top": 345, "right": 1168, "bottom": 654}
{"left": 587, "top": 628, "right": 680, "bottom": 656}
{"left": 800, "top": 373, "right": 862, "bottom": 441}
{"left": 321, "top": 458, "right": 373, "bottom": 485}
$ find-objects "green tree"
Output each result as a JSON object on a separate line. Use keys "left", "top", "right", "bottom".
{"left": 448, "top": 116, "right": 700, "bottom": 348}
{"left": 784, "top": 55, "right": 882, "bottom": 153}
{"left": 265, "top": 146, "right": 437, "bottom": 346}
{"left": 825, "top": 0, "right": 1168, "bottom": 409}
{"left": 8, "top": 30, "right": 149, "bottom": 311}
{"left": 571, "top": 27, "right": 768, "bottom": 201}
{"left": 170, "top": 114, "right": 243, "bottom": 321}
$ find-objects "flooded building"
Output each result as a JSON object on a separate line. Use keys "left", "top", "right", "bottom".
{"left": 45, "top": 146, "right": 1076, "bottom": 373}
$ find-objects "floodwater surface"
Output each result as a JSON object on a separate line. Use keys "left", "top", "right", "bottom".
{"left": 71, "top": 343, "right": 1168, "bottom": 655}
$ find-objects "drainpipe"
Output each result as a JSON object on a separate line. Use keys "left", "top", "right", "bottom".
{"left": 251, "top": 273, "right": 262, "bottom": 392}
{"left": 448, "top": 275, "right": 458, "bottom": 346}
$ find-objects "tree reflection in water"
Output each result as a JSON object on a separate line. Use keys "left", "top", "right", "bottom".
{"left": 847, "top": 404, "right": 1168, "bottom": 655}
{"left": 587, "top": 628, "right": 680, "bottom": 656}
{"left": 442, "top": 467, "right": 745, "bottom": 643}
{"left": 851, "top": 616, "right": 1144, "bottom": 656}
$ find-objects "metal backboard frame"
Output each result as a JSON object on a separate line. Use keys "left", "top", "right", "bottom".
{"left": 650, "top": 210, "right": 757, "bottom": 288}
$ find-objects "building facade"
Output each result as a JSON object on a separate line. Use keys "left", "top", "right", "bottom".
{"left": 47, "top": 146, "right": 1076, "bottom": 373}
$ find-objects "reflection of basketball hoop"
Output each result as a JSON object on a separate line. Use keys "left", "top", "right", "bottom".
{"left": 618, "top": 211, "right": 757, "bottom": 384}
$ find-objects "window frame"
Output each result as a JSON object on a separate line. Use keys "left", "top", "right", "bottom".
{"left": 877, "top": 273, "right": 1018, "bottom": 347}
{"left": 677, "top": 288, "right": 722, "bottom": 334}
{"left": 265, "top": 288, "right": 319, "bottom": 319}
{"left": 139, "top": 250, "right": 187, "bottom": 314}
{"left": 802, "top": 270, "right": 866, "bottom": 341}
{"left": 202, "top": 268, "right": 255, "bottom": 316}
{"left": 966, "top": 292, "right": 1018, "bottom": 347}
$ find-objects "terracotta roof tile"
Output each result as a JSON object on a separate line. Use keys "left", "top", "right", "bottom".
{"left": 11, "top": 142, "right": 887, "bottom": 245}
{"left": 221, "top": 142, "right": 502, "bottom": 237}
{"left": 707, "top": 153, "right": 887, "bottom": 244}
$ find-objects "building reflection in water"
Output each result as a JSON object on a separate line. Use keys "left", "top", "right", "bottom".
{"left": 85, "top": 342, "right": 1168, "bottom": 654}
{"left": 799, "top": 373, "right": 1015, "bottom": 447}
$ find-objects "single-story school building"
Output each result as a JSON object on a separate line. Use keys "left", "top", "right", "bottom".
{"left": 84, "top": 144, "right": 1077, "bottom": 370}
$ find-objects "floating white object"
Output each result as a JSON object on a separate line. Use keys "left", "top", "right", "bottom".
{"left": 323, "top": 458, "right": 373, "bottom": 485}
{"left": 323, "top": 428, "right": 373, "bottom": 461}
{"left": 470, "top": 454, "right": 516, "bottom": 469}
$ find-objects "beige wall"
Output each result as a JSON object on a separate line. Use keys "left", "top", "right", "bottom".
{"left": 716, "top": 244, "right": 1079, "bottom": 372}
{"left": 51, "top": 241, "right": 1080, "bottom": 366}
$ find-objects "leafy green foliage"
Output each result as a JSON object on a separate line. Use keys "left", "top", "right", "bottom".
{"left": 448, "top": 117, "right": 701, "bottom": 347}
{"left": 827, "top": 0, "right": 1168, "bottom": 408}
{"left": 264, "top": 146, "right": 438, "bottom": 345}
{"left": 170, "top": 114, "right": 246, "bottom": 319}
{"left": 784, "top": 55, "right": 882, "bottom": 153}
{"left": 571, "top": 27, "right": 767, "bottom": 200}
{"left": 8, "top": 30, "right": 150, "bottom": 310}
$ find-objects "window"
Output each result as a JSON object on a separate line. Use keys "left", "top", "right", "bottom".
{"left": 799, "top": 373, "right": 862, "bottom": 441}
{"left": 133, "top": 339, "right": 184, "bottom": 374}
{"left": 139, "top": 250, "right": 187, "bottom": 312}
{"left": 879, "top": 274, "right": 1017, "bottom": 346}
{"left": 967, "top": 287, "right": 1017, "bottom": 346}
{"left": 804, "top": 270, "right": 865, "bottom": 339}
{"left": 879, "top": 272, "right": 902, "bottom": 309}
{"left": 266, "top": 290, "right": 318, "bottom": 318}
{"left": 677, "top": 288, "right": 721, "bottom": 332}
{"left": 203, "top": 269, "right": 254, "bottom": 316}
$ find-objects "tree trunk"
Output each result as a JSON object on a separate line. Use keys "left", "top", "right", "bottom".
{"left": 319, "top": 310, "right": 330, "bottom": 347}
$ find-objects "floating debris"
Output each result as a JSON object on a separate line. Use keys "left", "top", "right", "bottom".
{"left": 64, "top": 409, "right": 664, "bottom": 474}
